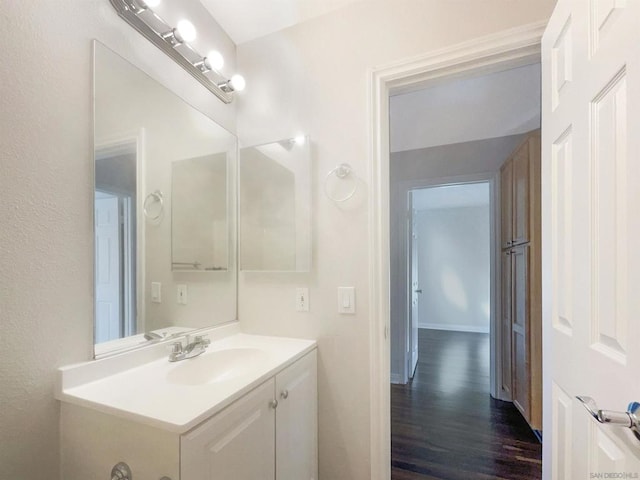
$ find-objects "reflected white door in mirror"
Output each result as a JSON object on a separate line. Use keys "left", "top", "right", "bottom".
{"left": 93, "top": 41, "right": 237, "bottom": 357}
{"left": 57, "top": 322, "right": 318, "bottom": 480}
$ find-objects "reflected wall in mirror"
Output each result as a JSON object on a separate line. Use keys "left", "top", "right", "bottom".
{"left": 240, "top": 137, "right": 311, "bottom": 272}
{"left": 172, "top": 154, "right": 228, "bottom": 272}
{"left": 94, "top": 41, "right": 237, "bottom": 356}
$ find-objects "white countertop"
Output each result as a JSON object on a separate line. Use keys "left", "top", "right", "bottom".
{"left": 56, "top": 331, "right": 316, "bottom": 433}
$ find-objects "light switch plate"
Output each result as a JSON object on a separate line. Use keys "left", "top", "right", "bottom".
{"left": 338, "top": 287, "right": 355, "bottom": 314}
{"left": 296, "top": 287, "right": 309, "bottom": 312}
{"left": 177, "top": 284, "right": 188, "bottom": 305}
{"left": 151, "top": 282, "right": 161, "bottom": 303}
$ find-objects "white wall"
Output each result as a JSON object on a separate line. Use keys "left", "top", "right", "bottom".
{"left": 235, "top": 2, "right": 555, "bottom": 479}
{"left": 0, "top": 2, "right": 236, "bottom": 478}
{"left": 416, "top": 206, "right": 491, "bottom": 333}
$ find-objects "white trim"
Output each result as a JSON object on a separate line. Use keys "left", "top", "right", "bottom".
{"left": 420, "top": 323, "right": 490, "bottom": 334}
{"left": 368, "top": 21, "right": 545, "bottom": 480}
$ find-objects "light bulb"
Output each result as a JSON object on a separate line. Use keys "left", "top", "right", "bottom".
{"left": 230, "top": 74, "right": 246, "bottom": 92}
{"left": 176, "top": 19, "right": 196, "bottom": 43}
{"left": 144, "top": 0, "right": 161, "bottom": 7}
{"left": 205, "top": 50, "right": 224, "bottom": 71}
{"left": 294, "top": 135, "right": 306, "bottom": 145}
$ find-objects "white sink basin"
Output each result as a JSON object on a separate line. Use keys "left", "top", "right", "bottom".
{"left": 166, "top": 348, "right": 270, "bottom": 386}
{"left": 56, "top": 331, "right": 316, "bottom": 432}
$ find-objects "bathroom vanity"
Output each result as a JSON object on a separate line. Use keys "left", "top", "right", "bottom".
{"left": 57, "top": 325, "right": 317, "bottom": 480}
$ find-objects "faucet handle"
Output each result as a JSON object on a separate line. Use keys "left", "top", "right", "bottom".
{"left": 169, "top": 341, "right": 183, "bottom": 353}
{"left": 194, "top": 335, "right": 211, "bottom": 346}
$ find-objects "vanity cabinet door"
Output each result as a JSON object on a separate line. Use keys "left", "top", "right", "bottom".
{"left": 181, "top": 379, "right": 276, "bottom": 480}
{"left": 275, "top": 350, "right": 318, "bottom": 480}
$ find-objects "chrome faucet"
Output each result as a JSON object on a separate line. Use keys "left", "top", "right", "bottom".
{"left": 168, "top": 335, "right": 211, "bottom": 362}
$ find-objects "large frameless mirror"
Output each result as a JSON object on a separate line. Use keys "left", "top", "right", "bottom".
{"left": 93, "top": 41, "right": 237, "bottom": 356}
{"left": 239, "top": 136, "right": 312, "bottom": 272}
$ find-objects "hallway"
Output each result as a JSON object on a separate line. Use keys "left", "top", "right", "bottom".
{"left": 391, "top": 329, "right": 542, "bottom": 480}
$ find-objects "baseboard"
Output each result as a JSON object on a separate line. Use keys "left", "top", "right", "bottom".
{"left": 390, "top": 373, "right": 404, "bottom": 384}
{"left": 419, "top": 323, "right": 490, "bottom": 334}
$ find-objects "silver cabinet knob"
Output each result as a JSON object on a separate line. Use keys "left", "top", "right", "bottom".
{"left": 577, "top": 396, "right": 640, "bottom": 441}
{"left": 281, "top": 390, "right": 289, "bottom": 400}
{"left": 270, "top": 399, "right": 278, "bottom": 409}
{"left": 111, "top": 462, "right": 132, "bottom": 480}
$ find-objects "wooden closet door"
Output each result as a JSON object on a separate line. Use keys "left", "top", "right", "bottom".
{"left": 500, "top": 160, "right": 513, "bottom": 249}
{"left": 511, "top": 244, "right": 530, "bottom": 420}
{"left": 512, "top": 142, "right": 530, "bottom": 245}
{"left": 501, "top": 250, "right": 513, "bottom": 397}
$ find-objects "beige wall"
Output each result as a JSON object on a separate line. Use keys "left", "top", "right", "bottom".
{"left": 0, "top": 1, "right": 235, "bottom": 478}
{"left": 236, "top": 2, "right": 555, "bottom": 478}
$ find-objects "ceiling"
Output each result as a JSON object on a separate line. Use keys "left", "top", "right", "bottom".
{"left": 390, "top": 63, "right": 541, "bottom": 153}
{"left": 199, "top": 0, "right": 364, "bottom": 44}
{"left": 412, "top": 183, "right": 490, "bottom": 212}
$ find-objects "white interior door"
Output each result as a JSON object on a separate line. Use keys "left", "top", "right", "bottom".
{"left": 95, "top": 193, "right": 121, "bottom": 343}
{"left": 543, "top": 1, "right": 640, "bottom": 478}
{"left": 408, "top": 193, "right": 419, "bottom": 378}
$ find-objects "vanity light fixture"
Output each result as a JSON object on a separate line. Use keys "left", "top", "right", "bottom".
{"left": 109, "top": 0, "right": 243, "bottom": 104}
{"left": 218, "top": 74, "right": 246, "bottom": 93}
{"left": 193, "top": 50, "right": 224, "bottom": 74}
{"left": 176, "top": 19, "right": 197, "bottom": 42}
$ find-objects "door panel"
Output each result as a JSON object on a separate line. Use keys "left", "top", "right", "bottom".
{"left": 275, "top": 351, "right": 318, "bottom": 480}
{"left": 513, "top": 145, "right": 530, "bottom": 245}
{"left": 181, "top": 380, "right": 276, "bottom": 480}
{"left": 543, "top": 0, "right": 640, "bottom": 477}
{"left": 500, "top": 161, "right": 513, "bottom": 249}
{"left": 501, "top": 250, "right": 512, "bottom": 397}
{"left": 95, "top": 194, "right": 121, "bottom": 343}
{"left": 511, "top": 245, "right": 530, "bottom": 419}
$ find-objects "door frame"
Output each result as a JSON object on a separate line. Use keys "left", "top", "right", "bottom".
{"left": 95, "top": 129, "right": 146, "bottom": 341}
{"left": 367, "top": 21, "right": 546, "bottom": 479}
{"left": 394, "top": 176, "right": 498, "bottom": 393}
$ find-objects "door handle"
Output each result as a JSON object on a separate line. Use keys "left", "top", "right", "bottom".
{"left": 576, "top": 396, "right": 640, "bottom": 441}
{"left": 414, "top": 289, "right": 422, "bottom": 294}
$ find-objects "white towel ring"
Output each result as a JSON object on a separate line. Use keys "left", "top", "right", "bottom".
{"left": 324, "top": 163, "right": 357, "bottom": 203}
{"left": 143, "top": 190, "right": 164, "bottom": 220}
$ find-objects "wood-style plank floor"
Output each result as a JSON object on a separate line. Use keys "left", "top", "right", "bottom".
{"left": 391, "top": 329, "right": 541, "bottom": 480}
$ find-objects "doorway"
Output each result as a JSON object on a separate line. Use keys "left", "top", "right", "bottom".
{"left": 94, "top": 142, "right": 139, "bottom": 343}
{"left": 405, "top": 181, "right": 493, "bottom": 383}
{"left": 392, "top": 179, "right": 543, "bottom": 478}
{"left": 374, "top": 27, "right": 540, "bottom": 478}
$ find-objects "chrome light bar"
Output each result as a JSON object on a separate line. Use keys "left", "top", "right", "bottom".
{"left": 109, "top": 0, "right": 239, "bottom": 104}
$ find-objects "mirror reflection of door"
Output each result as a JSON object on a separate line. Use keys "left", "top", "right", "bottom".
{"left": 94, "top": 145, "right": 137, "bottom": 343}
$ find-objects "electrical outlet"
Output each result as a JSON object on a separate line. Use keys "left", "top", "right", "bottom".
{"left": 296, "top": 287, "right": 309, "bottom": 312}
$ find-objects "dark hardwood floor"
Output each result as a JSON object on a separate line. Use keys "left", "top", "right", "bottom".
{"left": 391, "top": 329, "right": 541, "bottom": 480}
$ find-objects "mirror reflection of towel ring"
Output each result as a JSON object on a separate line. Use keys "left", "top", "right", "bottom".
{"left": 324, "top": 163, "right": 357, "bottom": 202}
{"left": 143, "top": 190, "right": 164, "bottom": 220}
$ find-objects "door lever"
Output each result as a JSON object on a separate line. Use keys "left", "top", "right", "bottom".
{"left": 576, "top": 396, "right": 640, "bottom": 441}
